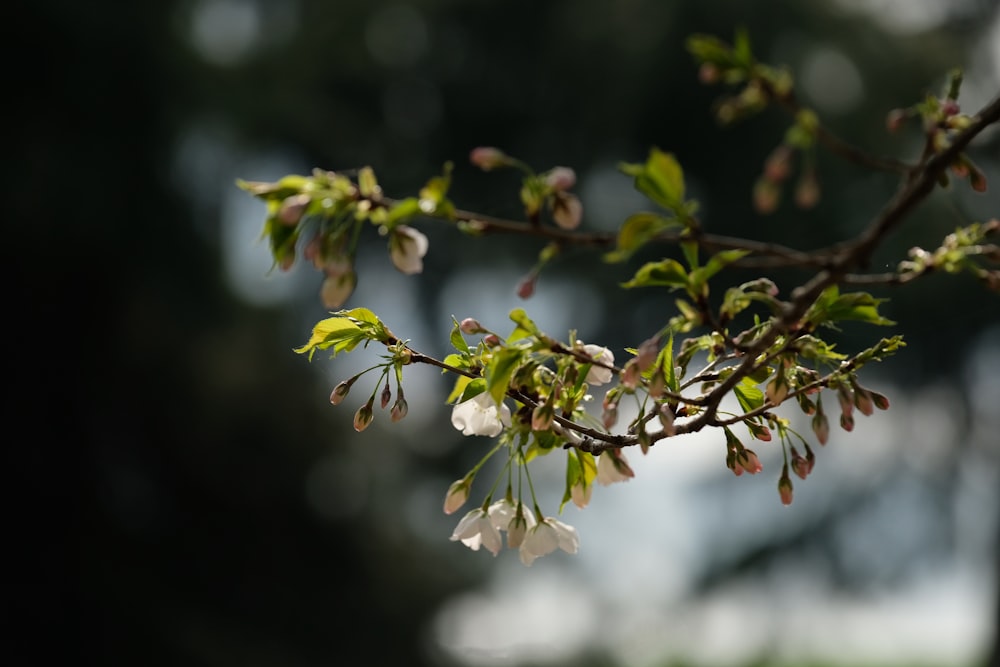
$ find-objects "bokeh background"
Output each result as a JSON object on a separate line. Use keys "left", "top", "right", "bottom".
{"left": 18, "top": 0, "right": 1000, "bottom": 665}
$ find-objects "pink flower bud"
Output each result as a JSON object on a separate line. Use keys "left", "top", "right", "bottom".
{"left": 635, "top": 336, "right": 659, "bottom": 372}
{"left": 812, "top": 411, "right": 830, "bottom": 445}
{"left": 277, "top": 193, "right": 310, "bottom": 226}
{"left": 330, "top": 377, "right": 357, "bottom": 405}
{"left": 766, "top": 375, "right": 788, "bottom": 406}
{"left": 698, "top": 62, "right": 720, "bottom": 84}
{"left": 602, "top": 401, "right": 618, "bottom": 429}
{"left": 469, "top": 146, "right": 509, "bottom": 171}
{"left": 380, "top": 381, "right": 392, "bottom": 409}
{"left": 753, "top": 178, "right": 780, "bottom": 215}
{"left": 516, "top": 275, "right": 536, "bottom": 299}
{"left": 738, "top": 449, "right": 763, "bottom": 475}
{"left": 886, "top": 108, "right": 907, "bottom": 133}
{"left": 483, "top": 333, "right": 501, "bottom": 347}
{"left": 764, "top": 145, "right": 793, "bottom": 183}
{"left": 778, "top": 466, "right": 794, "bottom": 505}
{"left": 870, "top": 391, "right": 890, "bottom": 411}
{"left": 390, "top": 394, "right": 409, "bottom": 422}
{"left": 620, "top": 359, "right": 641, "bottom": 389}
{"left": 970, "top": 167, "right": 987, "bottom": 193}
{"left": 320, "top": 271, "right": 357, "bottom": 309}
{"left": 443, "top": 478, "right": 470, "bottom": 515}
{"left": 941, "top": 99, "right": 960, "bottom": 117}
{"left": 790, "top": 446, "right": 810, "bottom": 480}
{"left": 531, "top": 401, "right": 555, "bottom": 431}
{"left": 658, "top": 403, "right": 676, "bottom": 436}
{"left": 794, "top": 171, "right": 820, "bottom": 209}
{"left": 459, "top": 317, "right": 484, "bottom": 334}
{"left": 544, "top": 167, "right": 577, "bottom": 191}
{"left": 353, "top": 398, "right": 375, "bottom": 432}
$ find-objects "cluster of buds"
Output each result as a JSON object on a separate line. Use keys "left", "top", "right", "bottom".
{"left": 329, "top": 370, "right": 408, "bottom": 432}
{"left": 753, "top": 142, "right": 820, "bottom": 214}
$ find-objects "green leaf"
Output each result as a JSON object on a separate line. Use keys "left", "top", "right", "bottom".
{"left": 685, "top": 34, "right": 735, "bottom": 67}
{"left": 661, "top": 334, "right": 678, "bottom": 391}
{"left": 619, "top": 148, "right": 686, "bottom": 213}
{"left": 485, "top": 348, "right": 522, "bottom": 406}
{"left": 449, "top": 317, "right": 469, "bottom": 353}
{"left": 603, "top": 212, "right": 681, "bottom": 263}
{"left": 734, "top": 377, "right": 765, "bottom": 413}
{"left": 386, "top": 197, "right": 421, "bottom": 226}
{"left": 508, "top": 308, "right": 539, "bottom": 342}
{"left": 454, "top": 377, "right": 486, "bottom": 404}
{"left": 621, "top": 258, "right": 688, "bottom": 289}
{"left": 807, "top": 286, "right": 896, "bottom": 326}
{"left": 294, "top": 317, "right": 365, "bottom": 360}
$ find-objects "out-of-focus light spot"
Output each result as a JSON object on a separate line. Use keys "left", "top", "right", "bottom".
{"left": 365, "top": 4, "right": 429, "bottom": 69}
{"left": 187, "top": 0, "right": 263, "bottom": 67}
{"left": 833, "top": 0, "right": 953, "bottom": 33}
{"left": 799, "top": 47, "right": 864, "bottom": 115}
{"left": 580, "top": 161, "right": 650, "bottom": 231}
{"left": 435, "top": 266, "right": 604, "bottom": 350}
{"left": 434, "top": 573, "right": 597, "bottom": 666}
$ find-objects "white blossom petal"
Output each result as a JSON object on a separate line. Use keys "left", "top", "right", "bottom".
{"left": 451, "top": 393, "right": 511, "bottom": 437}
{"left": 450, "top": 509, "right": 502, "bottom": 556}
{"left": 389, "top": 225, "right": 429, "bottom": 274}
{"left": 581, "top": 343, "right": 614, "bottom": 385}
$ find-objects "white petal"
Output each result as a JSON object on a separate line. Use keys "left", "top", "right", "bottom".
{"left": 582, "top": 344, "right": 614, "bottom": 385}
{"left": 450, "top": 393, "right": 509, "bottom": 437}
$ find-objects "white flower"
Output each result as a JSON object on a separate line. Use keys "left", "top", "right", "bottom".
{"left": 450, "top": 508, "right": 502, "bottom": 556}
{"left": 519, "top": 517, "right": 579, "bottom": 566}
{"left": 320, "top": 271, "right": 356, "bottom": 309}
{"left": 389, "top": 225, "right": 429, "bottom": 274}
{"left": 596, "top": 449, "right": 635, "bottom": 486}
{"left": 488, "top": 498, "right": 535, "bottom": 548}
{"left": 581, "top": 343, "right": 614, "bottom": 385}
{"left": 451, "top": 393, "right": 511, "bottom": 437}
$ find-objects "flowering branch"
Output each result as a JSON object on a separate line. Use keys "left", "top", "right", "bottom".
{"left": 236, "top": 30, "right": 999, "bottom": 565}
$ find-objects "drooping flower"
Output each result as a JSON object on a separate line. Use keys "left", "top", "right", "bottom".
{"left": 519, "top": 517, "right": 579, "bottom": 566}
{"left": 451, "top": 393, "right": 511, "bottom": 437}
{"left": 551, "top": 192, "right": 583, "bottom": 230}
{"left": 450, "top": 508, "right": 502, "bottom": 556}
{"left": 570, "top": 479, "right": 592, "bottom": 509}
{"left": 487, "top": 498, "right": 536, "bottom": 549}
{"left": 581, "top": 343, "right": 614, "bottom": 385}
{"left": 596, "top": 449, "right": 635, "bottom": 486}
{"left": 320, "top": 270, "right": 356, "bottom": 309}
{"left": 389, "top": 225, "right": 429, "bottom": 274}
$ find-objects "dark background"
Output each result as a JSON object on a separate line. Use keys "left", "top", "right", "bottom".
{"left": 14, "top": 0, "right": 1000, "bottom": 665}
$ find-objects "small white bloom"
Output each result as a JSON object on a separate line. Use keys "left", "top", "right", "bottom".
{"left": 551, "top": 192, "right": 583, "bottom": 230}
{"left": 389, "top": 225, "right": 429, "bottom": 274}
{"left": 451, "top": 393, "right": 511, "bottom": 437}
{"left": 519, "top": 517, "right": 579, "bottom": 566}
{"left": 596, "top": 449, "right": 635, "bottom": 486}
{"left": 488, "top": 499, "right": 535, "bottom": 549}
{"left": 581, "top": 343, "right": 614, "bottom": 385}
{"left": 450, "top": 508, "right": 502, "bottom": 556}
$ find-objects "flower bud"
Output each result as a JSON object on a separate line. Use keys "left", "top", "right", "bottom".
{"left": 737, "top": 448, "right": 763, "bottom": 475}
{"left": 621, "top": 359, "right": 641, "bottom": 390}
{"left": 778, "top": 465, "right": 794, "bottom": 505}
{"left": 794, "top": 170, "right": 820, "bottom": 209}
{"left": 790, "top": 446, "right": 810, "bottom": 480}
{"left": 516, "top": 274, "right": 536, "bottom": 299}
{"left": 602, "top": 401, "right": 619, "bottom": 430}
{"left": 764, "top": 145, "right": 793, "bottom": 183}
{"left": 353, "top": 398, "right": 375, "bottom": 432}
{"left": 544, "top": 166, "right": 577, "bottom": 191}
{"left": 870, "top": 390, "right": 890, "bottom": 411}
{"left": 459, "top": 317, "right": 484, "bottom": 334}
{"left": 746, "top": 421, "right": 772, "bottom": 442}
{"left": 839, "top": 412, "right": 855, "bottom": 432}
{"left": 970, "top": 166, "right": 987, "bottom": 193}
{"left": 531, "top": 400, "right": 555, "bottom": 431}
{"left": 330, "top": 377, "right": 357, "bottom": 405}
{"left": 570, "top": 480, "right": 592, "bottom": 510}
{"left": 483, "top": 333, "right": 501, "bottom": 347}
{"left": 753, "top": 178, "right": 780, "bottom": 215}
{"left": 277, "top": 193, "right": 310, "bottom": 226}
{"left": 507, "top": 509, "right": 530, "bottom": 548}
{"left": 886, "top": 108, "right": 907, "bottom": 133}
{"left": 698, "top": 62, "right": 720, "bottom": 84}
{"left": 390, "top": 393, "right": 409, "bottom": 422}
{"left": 443, "top": 477, "right": 471, "bottom": 515}
{"left": 658, "top": 403, "right": 676, "bottom": 436}
{"left": 380, "top": 381, "right": 392, "bottom": 409}
{"left": 812, "top": 410, "right": 830, "bottom": 445}
{"left": 469, "top": 146, "right": 509, "bottom": 171}
{"left": 766, "top": 374, "right": 788, "bottom": 406}
{"left": 321, "top": 271, "right": 357, "bottom": 309}
{"left": 837, "top": 384, "right": 855, "bottom": 418}
{"left": 853, "top": 385, "right": 874, "bottom": 417}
